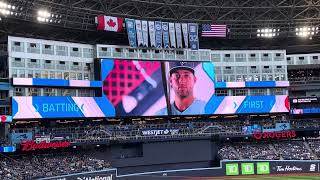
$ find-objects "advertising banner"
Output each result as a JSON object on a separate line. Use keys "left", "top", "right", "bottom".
{"left": 291, "top": 97, "right": 319, "bottom": 104}
{"left": 263, "top": 123, "right": 290, "bottom": 132}
{"left": 125, "top": 18, "right": 137, "bottom": 47}
{"left": 225, "top": 160, "right": 320, "bottom": 176}
{"left": 38, "top": 169, "right": 117, "bottom": 180}
{"left": 141, "top": 128, "right": 180, "bottom": 136}
{"left": 188, "top": 23, "right": 199, "bottom": 50}
{"left": 162, "top": 22, "right": 170, "bottom": 48}
{"left": 155, "top": 21, "right": 162, "bottom": 48}
{"left": 10, "top": 132, "right": 33, "bottom": 144}
{"left": 253, "top": 130, "right": 296, "bottom": 140}
{"left": 291, "top": 108, "right": 320, "bottom": 114}
{"left": 21, "top": 140, "right": 71, "bottom": 151}
{"left": 148, "top": 21, "right": 156, "bottom": 47}
{"left": 242, "top": 124, "right": 262, "bottom": 135}
{"left": 37, "top": 160, "right": 320, "bottom": 179}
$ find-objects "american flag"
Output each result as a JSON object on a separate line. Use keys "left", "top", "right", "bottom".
{"left": 201, "top": 24, "right": 228, "bottom": 37}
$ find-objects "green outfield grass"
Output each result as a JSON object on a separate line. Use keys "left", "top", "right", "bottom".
{"left": 210, "top": 175, "right": 320, "bottom": 180}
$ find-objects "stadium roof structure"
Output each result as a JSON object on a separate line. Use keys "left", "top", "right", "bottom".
{"left": 2, "top": 0, "right": 320, "bottom": 53}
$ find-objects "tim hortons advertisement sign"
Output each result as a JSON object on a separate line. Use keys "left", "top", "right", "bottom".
{"left": 21, "top": 140, "right": 71, "bottom": 151}
{"left": 253, "top": 130, "right": 296, "bottom": 140}
{"left": 275, "top": 165, "right": 302, "bottom": 172}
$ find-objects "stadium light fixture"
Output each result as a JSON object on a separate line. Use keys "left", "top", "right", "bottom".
{"left": 295, "top": 26, "right": 318, "bottom": 39}
{"left": 257, "top": 28, "right": 280, "bottom": 38}
{"left": 37, "top": 9, "right": 62, "bottom": 23}
{"left": 0, "top": 1, "right": 16, "bottom": 16}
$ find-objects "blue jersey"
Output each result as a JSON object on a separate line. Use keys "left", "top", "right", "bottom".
{"left": 156, "top": 99, "right": 206, "bottom": 115}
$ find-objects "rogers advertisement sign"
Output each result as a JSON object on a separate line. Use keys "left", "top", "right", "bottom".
{"left": 253, "top": 130, "right": 296, "bottom": 140}
{"left": 21, "top": 140, "right": 71, "bottom": 151}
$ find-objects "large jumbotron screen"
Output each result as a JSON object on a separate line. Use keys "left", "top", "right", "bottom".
{"left": 11, "top": 59, "right": 289, "bottom": 119}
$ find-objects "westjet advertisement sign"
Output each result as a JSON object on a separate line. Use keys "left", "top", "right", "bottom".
{"left": 141, "top": 128, "right": 180, "bottom": 136}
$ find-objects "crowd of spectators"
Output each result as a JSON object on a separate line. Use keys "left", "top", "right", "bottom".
{"left": 219, "top": 140, "right": 320, "bottom": 161}
{"left": 0, "top": 151, "right": 111, "bottom": 180}
{"left": 234, "top": 143, "right": 279, "bottom": 160}
{"left": 288, "top": 69, "right": 320, "bottom": 82}
{"left": 274, "top": 141, "right": 313, "bottom": 160}
{"left": 218, "top": 146, "right": 239, "bottom": 160}
{"left": 308, "top": 140, "right": 320, "bottom": 157}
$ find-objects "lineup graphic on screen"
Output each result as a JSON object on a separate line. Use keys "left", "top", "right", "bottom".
{"left": 11, "top": 58, "right": 290, "bottom": 119}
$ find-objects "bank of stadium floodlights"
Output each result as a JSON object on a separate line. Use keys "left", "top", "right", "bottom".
{"left": 0, "top": 1, "right": 19, "bottom": 19}
{"left": 37, "top": 10, "right": 62, "bottom": 24}
{"left": 257, "top": 26, "right": 319, "bottom": 39}
{"left": 295, "top": 26, "right": 319, "bottom": 39}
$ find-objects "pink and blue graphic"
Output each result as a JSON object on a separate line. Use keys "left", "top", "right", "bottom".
{"left": 0, "top": 146, "right": 16, "bottom": 152}
{"left": 0, "top": 115, "right": 12, "bottom": 123}
{"left": 215, "top": 81, "right": 289, "bottom": 88}
{"left": 290, "top": 108, "right": 320, "bottom": 114}
{"left": 13, "top": 78, "right": 102, "bottom": 88}
{"left": 12, "top": 96, "right": 115, "bottom": 119}
{"left": 205, "top": 95, "right": 290, "bottom": 114}
{"left": 101, "top": 59, "right": 167, "bottom": 116}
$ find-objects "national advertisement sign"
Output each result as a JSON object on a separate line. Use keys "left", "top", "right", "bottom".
{"left": 39, "top": 169, "right": 117, "bottom": 180}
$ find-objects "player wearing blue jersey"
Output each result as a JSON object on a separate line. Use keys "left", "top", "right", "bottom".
{"left": 157, "top": 62, "right": 206, "bottom": 115}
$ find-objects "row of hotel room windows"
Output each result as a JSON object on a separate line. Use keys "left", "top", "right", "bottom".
{"left": 11, "top": 88, "right": 285, "bottom": 97}
{"left": 11, "top": 41, "right": 94, "bottom": 58}
{"left": 211, "top": 52, "right": 284, "bottom": 62}
{"left": 11, "top": 58, "right": 93, "bottom": 71}
{"left": 215, "top": 88, "right": 287, "bottom": 96}
{"left": 11, "top": 69, "right": 94, "bottom": 80}
{"left": 13, "top": 88, "right": 95, "bottom": 97}
{"left": 215, "top": 74, "right": 286, "bottom": 82}
{"left": 0, "top": 106, "right": 10, "bottom": 116}
{"left": 215, "top": 65, "right": 286, "bottom": 74}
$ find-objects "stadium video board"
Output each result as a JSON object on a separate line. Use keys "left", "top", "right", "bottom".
{"left": 12, "top": 59, "right": 290, "bottom": 119}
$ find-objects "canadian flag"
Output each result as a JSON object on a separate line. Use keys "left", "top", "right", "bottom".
{"left": 96, "top": 15, "right": 123, "bottom": 32}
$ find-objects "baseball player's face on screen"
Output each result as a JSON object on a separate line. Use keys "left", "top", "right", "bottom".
{"left": 170, "top": 69, "right": 196, "bottom": 98}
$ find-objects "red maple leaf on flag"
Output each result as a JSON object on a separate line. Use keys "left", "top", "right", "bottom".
{"left": 107, "top": 19, "right": 116, "bottom": 27}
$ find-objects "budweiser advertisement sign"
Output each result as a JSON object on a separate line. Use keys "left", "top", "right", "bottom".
{"left": 253, "top": 130, "right": 296, "bottom": 140}
{"left": 21, "top": 140, "right": 71, "bottom": 151}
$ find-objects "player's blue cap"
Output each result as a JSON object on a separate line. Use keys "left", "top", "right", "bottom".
{"left": 169, "top": 62, "right": 196, "bottom": 75}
